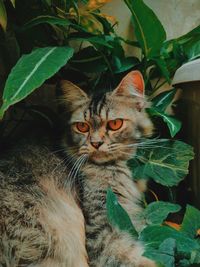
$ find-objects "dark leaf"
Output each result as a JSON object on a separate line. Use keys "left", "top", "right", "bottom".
{"left": 113, "top": 57, "right": 140, "bottom": 73}
{"left": 22, "top": 15, "right": 71, "bottom": 31}
{"left": 151, "top": 89, "right": 178, "bottom": 112}
{"left": 153, "top": 58, "right": 171, "bottom": 83}
{"left": 147, "top": 107, "right": 182, "bottom": 137}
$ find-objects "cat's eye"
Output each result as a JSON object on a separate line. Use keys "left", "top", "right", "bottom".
{"left": 107, "top": 119, "right": 123, "bottom": 131}
{"left": 76, "top": 122, "right": 90, "bottom": 133}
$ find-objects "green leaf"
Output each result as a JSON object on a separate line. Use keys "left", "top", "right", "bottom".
{"left": 113, "top": 56, "right": 140, "bottom": 73}
{"left": 69, "top": 34, "right": 113, "bottom": 49}
{"left": 184, "top": 37, "right": 200, "bottom": 61}
{"left": 143, "top": 238, "right": 176, "bottom": 267}
{"left": 22, "top": 15, "right": 71, "bottom": 30}
{"left": 190, "top": 250, "right": 200, "bottom": 265}
{"left": 181, "top": 25, "right": 200, "bottom": 39}
{"left": 143, "top": 201, "right": 181, "bottom": 225}
{"left": 44, "top": 0, "right": 52, "bottom": 5}
{"left": 124, "top": 0, "right": 166, "bottom": 58}
{"left": 153, "top": 58, "right": 171, "bottom": 83}
{"left": 181, "top": 205, "right": 200, "bottom": 240}
{"left": 177, "top": 259, "right": 191, "bottom": 267}
{"left": 0, "top": 46, "right": 74, "bottom": 118}
{"left": 70, "top": 46, "right": 107, "bottom": 73}
{"left": 147, "top": 107, "right": 181, "bottom": 137}
{"left": 128, "top": 139, "right": 194, "bottom": 186}
{"left": 140, "top": 225, "right": 199, "bottom": 254}
{"left": 106, "top": 188, "right": 138, "bottom": 237}
{"left": 152, "top": 89, "right": 178, "bottom": 112}
{"left": 0, "top": 0, "right": 7, "bottom": 32}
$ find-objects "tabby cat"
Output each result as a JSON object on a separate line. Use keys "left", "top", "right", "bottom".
{"left": 0, "top": 71, "right": 156, "bottom": 267}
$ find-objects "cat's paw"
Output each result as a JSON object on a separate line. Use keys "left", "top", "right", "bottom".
{"left": 138, "top": 256, "right": 158, "bottom": 267}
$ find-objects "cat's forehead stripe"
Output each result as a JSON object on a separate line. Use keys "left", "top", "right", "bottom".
{"left": 88, "top": 93, "right": 107, "bottom": 118}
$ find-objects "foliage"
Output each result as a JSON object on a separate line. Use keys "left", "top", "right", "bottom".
{"left": 128, "top": 140, "right": 194, "bottom": 186}
{"left": 0, "top": 0, "right": 200, "bottom": 266}
{"left": 141, "top": 201, "right": 181, "bottom": 225}
{"left": 106, "top": 188, "right": 138, "bottom": 238}
{"left": 0, "top": 46, "right": 73, "bottom": 116}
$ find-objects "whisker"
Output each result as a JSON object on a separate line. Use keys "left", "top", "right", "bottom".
{"left": 73, "top": 155, "right": 88, "bottom": 183}
{"left": 51, "top": 150, "right": 78, "bottom": 175}
{"left": 68, "top": 154, "right": 85, "bottom": 181}
{"left": 66, "top": 154, "right": 88, "bottom": 189}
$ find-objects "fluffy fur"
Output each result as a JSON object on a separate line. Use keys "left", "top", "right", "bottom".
{"left": 0, "top": 71, "right": 156, "bottom": 267}
{"left": 0, "top": 146, "right": 88, "bottom": 267}
{"left": 60, "top": 71, "right": 155, "bottom": 266}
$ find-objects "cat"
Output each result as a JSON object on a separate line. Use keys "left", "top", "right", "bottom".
{"left": 0, "top": 70, "right": 156, "bottom": 267}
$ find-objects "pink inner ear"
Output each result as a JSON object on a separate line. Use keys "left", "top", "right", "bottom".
{"left": 126, "top": 70, "right": 144, "bottom": 95}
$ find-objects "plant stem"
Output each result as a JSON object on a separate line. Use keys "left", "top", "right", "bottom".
{"left": 168, "top": 187, "right": 175, "bottom": 203}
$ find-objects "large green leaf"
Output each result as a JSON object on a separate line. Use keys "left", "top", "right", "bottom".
{"left": 151, "top": 89, "right": 178, "bottom": 112}
{"left": 147, "top": 107, "right": 181, "bottom": 137}
{"left": 143, "top": 201, "right": 181, "bottom": 225}
{"left": 128, "top": 140, "right": 194, "bottom": 186}
{"left": 0, "top": 46, "right": 74, "bottom": 118}
{"left": 143, "top": 238, "right": 176, "bottom": 267}
{"left": 106, "top": 188, "right": 138, "bottom": 237}
{"left": 0, "top": 0, "right": 7, "bottom": 32}
{"left": 140, "top": 225, "right": 199, "bottom": 254}
{"left": 124, "top": 0, "right": 166, "bottom": 58}
{"left": 160, "top": 25, "right": 200, "bottom": 67}
{"left": 181, "top": 205, "right": 200, "bottom": 240}
{"left": 22, "top": 15, "right": 71, "bottom": 30}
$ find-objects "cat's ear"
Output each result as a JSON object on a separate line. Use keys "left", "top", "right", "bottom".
{"left": 60, "top": 80, "right": 89, "bottom": 110}
{"left": 112, "top": 71, "right": 145, "bottom": 110}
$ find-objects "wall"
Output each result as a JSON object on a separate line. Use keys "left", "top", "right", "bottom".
{"left": 102, "top": 0, "right": 200, "bottom": 51}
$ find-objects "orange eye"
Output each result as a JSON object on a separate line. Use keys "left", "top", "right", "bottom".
{"left": 107, "top": 119, "right": 123, "bottom": 131}
{"left": 76, "top": 122, "right": 90, "bottom": 133}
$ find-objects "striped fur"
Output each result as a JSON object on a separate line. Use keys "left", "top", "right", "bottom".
{"left": 0, "top": 71, "right": 156, "bottom": 267}
{"left": 60, "top": 71, "right": 156, "bottom": 266}
{"left": 0, "top": 146, "right": 88, "bottom": 267}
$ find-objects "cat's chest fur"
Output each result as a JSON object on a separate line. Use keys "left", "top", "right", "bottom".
{"left": 81, "top": 162, "right": 143, "bottom": 230}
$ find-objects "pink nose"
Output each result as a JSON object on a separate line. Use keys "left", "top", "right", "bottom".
{"left": 91, "top": 142, "right": 103, "bottom": 149}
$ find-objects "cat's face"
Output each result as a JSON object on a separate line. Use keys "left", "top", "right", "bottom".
{"left": 61, "top": 71, "right": 153, "bottom": 164}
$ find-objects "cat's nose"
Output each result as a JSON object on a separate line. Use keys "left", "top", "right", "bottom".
{"left": 91, "top": 141, "right": 103, "bottom": 149}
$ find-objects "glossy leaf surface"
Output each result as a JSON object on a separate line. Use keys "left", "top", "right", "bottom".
{"left": 124, "top": 0, "right": 166, "bottom": 58}
{"left": 0, "top": 46, "right": 74, "bottom": 118}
